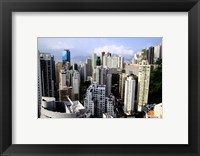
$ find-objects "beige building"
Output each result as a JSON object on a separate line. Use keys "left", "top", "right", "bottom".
{"left": 55, "top": 62, "right": 62, "bottom": 89}
{"left": 137, "top": 60, "right": 151, "bottom": 112}
{"left": 125, "top": 64, "right": 139, "bottom": 76}
{"left": 119, "top": 73, "right": 127, "bottom": 100}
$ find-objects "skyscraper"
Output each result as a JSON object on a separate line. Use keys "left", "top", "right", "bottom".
{"left": 96, "top": 85, "right": 106, "bottom": 117}
{"left": 59, "top": 69, "right": 72, "bottom": 101}
{"left": 117, "top": 56, "right": 124, "bottom": 69}
{"left": 103, "top": 53, "right": 112, "bottom": 68}
{"left": 55, "top": 62, "right": 62, "bottom": 91}
{"left": 72, "top": 70, "right": 80, "bottom": 100}
{"left": 137, "top": 60, "right": 151, "bottom": 112}
{"left": 86, "top": 58, "right": 92, "bottom": 77}
{"left": 62, "top": 49, "right": 70, "bottom": 65}
{"left": 101, "top": 51, "right": 105, "bottom": 65}
{"left": 40, "top": 52, "right": 55, "bottom": 97}
{"left": 154, "top": 43, "right": 162, "bottom": 62}
{"left": 112, "top": 56, "right": 118, "bottom": 68}
{"left": 96, "top": 56, "right": 101, "bottom": 66}
{"left": 95, "top": 66, "right": 105, "bottom": 85}
{"left": 84, "top": 82, "right": 106, "bottom": 118}
{"left": 84, "top": 86, "right": 95, "bottom": 116}
{"left": 92, "top": 53, "right": 97, "bottom": 71}
{"left": 105, "top": 95, "right": 115, "bottom": 116}
{"left": 73, "top": 63, "right": 78, "bottom": 71}
{"left": 38, "top": 51, "right": 42, "bottom": 117}
{"left": 106, "top": 73, "right": 112, "bottom": 96}
{"left": 119, "top": 73, "right": 127, "bottom": 100}
{"left": 147, "top": 47, "right": 154, "bottom": 64}
{"left": 83, "top": 63, "right": 87, "bottom": 82}
{"left": 124, "top": 75, "right": 136, "bottom": 115}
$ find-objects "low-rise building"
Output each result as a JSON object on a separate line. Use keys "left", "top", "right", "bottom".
{"left": 40, "top": 97, "right": 87, "bottom": 118}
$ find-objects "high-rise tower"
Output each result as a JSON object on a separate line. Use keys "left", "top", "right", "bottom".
{"left": 62, "top": 49, "right": 71, "bottom": 65}
{"left": 137, "top": 60, "right": 151, "bottom": 112}
{"left": 124, "top": 75, "right": 136, "bottom": 115}
{"left": 40, "top": 52, "right": 55, "bottom": 97}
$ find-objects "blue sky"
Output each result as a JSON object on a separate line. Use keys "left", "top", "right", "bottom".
{"left": 38, "top": 37, "right": 162, "bottom": 61}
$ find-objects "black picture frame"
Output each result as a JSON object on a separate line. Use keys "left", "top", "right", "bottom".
{"left": 0, "top": 0, "right": 200, "bottom": 155}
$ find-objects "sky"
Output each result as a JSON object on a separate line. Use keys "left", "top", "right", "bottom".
{"left": 38, "top": 37, "right": 162, "bottom": 61}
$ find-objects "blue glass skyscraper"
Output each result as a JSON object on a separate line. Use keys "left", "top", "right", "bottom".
{"left": 62, "top": 49, "right": 70, "bottom": 64}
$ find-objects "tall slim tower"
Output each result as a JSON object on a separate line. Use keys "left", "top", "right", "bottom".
{"left": 40, "top": 52, "right": 55, "bottom": 97}
{"left": 38, "top": 51, "right": 42, "bottom": 117}
{"left": 95, "top": 66, "right": 105, "bottom": 85}
{"left": 137, "top": 60, "right": 151, "bottom": 112}
{"left": 72, "top": 70, "right": 80, "bottom": 100}
{"left": 124, "top": 76, "right": 136, "bottom": 115}
{"left": 92, "top": 53, "right": 97, "bottom": 71}
{"left": 119, "top": 73, "right": 127, "bottom": 100}
{"left": 55, "top": 62, "right": 62, "bottom": 90}
{"left": 101, "top": 51, "right": 105, "bottom": 65}
{"left": 86, "top": 58, "right": 92, "bottom": 77}
{"left": 118, "top": 56, "right": 124, "bottom": 69}
{"left": 147, "top": 47, "right": 154, "bottom": 64}
{"left": 62, "top": 49, "right": 71, "bottom": 65}
{"left": 106, "top": 74, "right": 112, "bottom": 96}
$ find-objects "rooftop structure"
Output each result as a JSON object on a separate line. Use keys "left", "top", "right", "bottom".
{"left": 41, "top": 97, "right": 87, "bottom": 118}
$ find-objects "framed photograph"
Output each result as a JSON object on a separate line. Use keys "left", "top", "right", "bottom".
{"left": 0, "top": 0, "right": 200, "bottom": 155}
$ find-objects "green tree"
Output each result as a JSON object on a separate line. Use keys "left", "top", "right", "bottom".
{"left": 148, "top": 59, "right": 162, "bottom": 104}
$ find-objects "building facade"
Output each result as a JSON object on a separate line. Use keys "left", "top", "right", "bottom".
{"left": 62, "top": 49, "right": 71, "bottom": 65}
{"left": 84, "top": 82, "right": 106, "bottom": 118}
{"left": 147, "top": 46, "right": 154, "bottom": 64}
{"left": 137, "top": 60, "right": 151, "bottom": 112}
{"left": 119, "top": 73, "right": 127, "bottom": 100}
{"left": 40, "top": 52, "right": 55, "bottom": 97}
{"left": 72, "top": 70, "right": 80, "bottom": 100}
{"left": 124, "top": 76, "right": 136, "bottom": 115}
{"left": 105, "top": 95, "right": 115, "bottom": 116}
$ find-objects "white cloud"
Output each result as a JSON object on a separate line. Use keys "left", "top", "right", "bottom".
{"left": 93, "top": 45, "right": 134, "bottom": 56}
{"left": 47, "top": 42, "right": 74, "bottom": 50}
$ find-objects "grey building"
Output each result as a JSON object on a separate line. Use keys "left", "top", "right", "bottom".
{"left": 40, "top": 97, "right": 87, "bottom": 118}
{"left": 147, "top": 46, "right": 154, "bottom": 64}
{"left": 39, "top": 52, "right": 56, "bottom": 97}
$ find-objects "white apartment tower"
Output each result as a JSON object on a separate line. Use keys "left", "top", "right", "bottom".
{"left": 137, "top": 60, "right": 151, "bottom": 112}
{"left": 118, "top": 56, "right": 124, "bottom": 69}
{"left": 124, "top": 76, "right": 136, "bottom": 115}
{"left": 112, "top": 56, "right": 118, "bottom": 68}
{"left": 84, "top": 82, "right": 106, "bottom": 118}
{"left": 84, "top": 86, "right": 95, "bottom": 116}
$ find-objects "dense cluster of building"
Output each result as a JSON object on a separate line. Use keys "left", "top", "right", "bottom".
{"left": 38, "top": 43, "right": 162, "bottom": 118}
